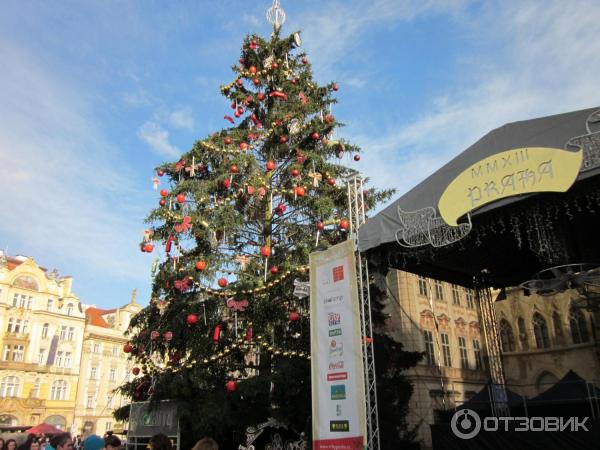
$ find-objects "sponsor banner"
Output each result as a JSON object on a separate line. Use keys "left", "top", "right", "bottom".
{"left": 310, "top": 240, "right": 366, "bottom": 450}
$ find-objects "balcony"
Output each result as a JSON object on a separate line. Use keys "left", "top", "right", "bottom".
{"left": 3, "top": 332, "right": 30, "bottom": 341}
{"left": 0, "top": 360, "right": 76, "bottom": 374}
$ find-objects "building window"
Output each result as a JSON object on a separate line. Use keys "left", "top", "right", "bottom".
{"left": 473, "top": 339, "right": 484, "bottom": 370}
{"left": 38, "top": 349, "right": 46, "bottom": 365}
{"left": 93, "top": 343, "right": 101, "bottom": 354}
{"left": 12, "top": 294, "right": 18, "bottom": 307}
{"left": 423, "top": 331, "right": 435, "bottom": 365}
{"left": 31, "top": 379, "right": 40, "bottom": 398}
{"left": 68, "top": 327, "right": 75, "bottom": 341}
{"left": 3, "top": 345, "right": 10, "bottom": 361}
{"left": 66, "top": 304, "right": 73, "bottom": 316}
{"left": 112, "top": 346, "right": 118, "bottom": 357}
{"left": 47, "top": 299, "right": 53, "bottom": 311}
{"left": 109, "top": 368, "right": 116, "bottom": 382}
{"left": 26, "top": 297, "right": 33, "bottom": 309}
{"left": 570, "top": 307, "right": 590, "bottom": 344}
{"left": 86, "top": 395, "right": 95, "bottom": 409}
{"left": 51, "top": 380, "right": 68, "bottom": 400}
{"left": 14, "top": 319, "right": 22, "bottom": 333}
{"left": 107, "top": 396, "right": 114, "bottom": 409}
{"left": 7, "top": 318, "right": 14, "bottom": 333}
{"left": 499, "top": 319, "right": 516, "bottom": 352}
{"left": 55, "top": 351, "right": 64, "bottom": 367}
{"left": 42, "top": 323, "right": 49, "bottom": 339}
{"left": 12, "top": 345, "right": 24, "bottom": 362}
{"left": 64, "top": 352, "right": 72, "bottom": 368}
{"left": 60, "top": 326, "right": 67, "bottom": 340}
{"left": 452, "top": 285, "right": 461, "bottom": 305}
{"left": 0, "top": 376, "right": 20, "bottom": 397}
{"left": 90, "top": 367, "right": 97, "bottom": 380}
{"left": 533, "top": 313, "right": 551, "bottom": 349}
{"left": 105, "top": 422, "right": 112, "bottom": 432}
{"left": 458, "top": 336, "right": 469, "bottom": 369}
{"left": 19, "top": 295, "right": 27, "bottom": 308}
{"left": 22, "top": 320, "right": 28, "bottom": 334}
{"left": 417, "top": 276, "right": 428, "bottom": 297}
{"left": 434, "top": 280, "right": 444, "bottom": 301}
{"left": 441, "top": 333, "right": 452, "bottom": 367}
{"left": 465, "top": 289, "right": 475, "bottom": 308}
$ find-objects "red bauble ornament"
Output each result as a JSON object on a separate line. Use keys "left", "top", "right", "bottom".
{"left": 234, "top": 111, "right": 241, "bottom": 118}
{"left": 164, "top": 331, "right": 173, "bottom": 341}
{"left": 332, "top": 83, "right": 339, "bottom": 91}
{"left": 176, "top": 193, "right": 185, "bottom": 203}
{"left": 132, "top": 367, "right": 140, "bottom": 375}
{"left": 316, "top": 221, "right": 325, "bottom": 231}
{"left": 291, "top": 169, "right": 300, "bottom": 177}
{"left": 239, "top": 58, "right": 245, "bottom": 65}
{"left": 253, "top": 78, "right": 260, "bottom": 86}
{"left": 266, "top": 160, "right": 276, "bottom": 171}
{"left": 223, "top": 179, "right": 232, "bottom": 189}
{"left": 144, "top": 244, "right": 154, "bottom": 253}
{"left": 218, "top": 278, "right": 228, "bottom": 288}
{"left": 279, "top": 136, "right": 288, "bottom": 144}
{"left": 302, "top": 57, "right": 308, "bottom": 64}
{"left": 354, "top": 154, "right": 361, "bottom": 161}
{"left": 290, "top": 78, "right": 297, "bottom": 85}
{"left": 226, "top": 380, "right": 237, "bottom": 392}
{"left": 195, "top": 260, "right": 207, "bottom": 271}
{"left": 311, "top": 132, "right": 320, "bottom": 140}
{"left": 257, "top": 92, "right": 266, "bottom": 101}
{"left": 327, "top": 178, "right": 336, "bottom": 186}
{"left": 160, "top": 189, "right": 169, "bottom": 197}
{"left": 213, "top": 324, "right": 221, "bottom": 343}
{"left": 260, "top": 246, "right": 271, "bottom": 257}
{"left": 325, "top": 114, "right": 335, "bottom": 124}
{"left": 295, "top": 186, "right": 306, "bottom": 197}
{"left": 237, "top": 107, "right": 244, "bottom": 115}
{"left": 159, "top": 199, "right": 166, "bottom": 206}
{"left": 289, "top": 311, "right": 300, "bottom": 322}
{"left": 270, "top": 266, "right": 279, "bottom": 275}
{"left": 186, "top": 314, "right": 198, "bottom": 325}
{"left": 236, "top": 79, "right": 243, "bottom": 87}
{"left": 230, "top": 101, "right": 236, "bottom": 109}
{"left": 224, "top": 137, "right": 232, "bottom": 145}
{"left": 340, "top": 219, "right": 350, "bottom": 230}
{"left": 271, "top": 62, "right": 279, "bottom": 69}
{"left": 250, "top": 40, "right": 258, "bottom": 50}
{"left": 276, "top": 203, "right": 286, "bottom": 215}
{"left": 239, "top": 142, "right": 249, "bottom": 151}
{"left": 230, "top": 165, "right": 239, "bottom": 174}
{"left": 150, "top": 331, "right": 160, "bottom": 340}
{"left": 249, "top": 66, "right": 257, "bottom": 74}
{"left": 157, "top": 169, "right": 165, "bottom": 177}
{"left": 123, "top": 343, "right": 133, "bottom": 353}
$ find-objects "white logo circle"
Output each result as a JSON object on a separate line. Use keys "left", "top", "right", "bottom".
{"left": 451, "top": 409, "right": 481, "bottom": 439}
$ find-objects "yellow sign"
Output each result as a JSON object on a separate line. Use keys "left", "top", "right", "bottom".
{"left": 438, "top": 147, "right": 583, "bottom": 226}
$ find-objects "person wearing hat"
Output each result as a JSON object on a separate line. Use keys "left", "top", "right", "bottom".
{"left": 82, "top": 436, "right": 104, "bottom": 450}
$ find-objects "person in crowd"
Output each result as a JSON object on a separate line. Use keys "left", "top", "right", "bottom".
{"left": 17, "top": 435, "right": 39, "bottom": 450}
{"left": 82, "top": 435, "right": 104, "bottom": 450}
{"left": 104, "top": 435, "right": 120, "bottom": 450}
{"left": 49, "top": 433, "right": 72, "bottom": 450}
{"left": 0, "top": 437, "right": 5, "bottom": 450}
{"left": 191, "top": 438, "right": 218, "bottom": 450}
{"left": 148, "top": 434, "right": 172, "bottom": 450}
{"left": 6, "top": 439, "right": 17, "bottom": 450}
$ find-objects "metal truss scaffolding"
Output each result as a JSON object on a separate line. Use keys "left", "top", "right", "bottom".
{"left": 346, "top": 174, "right": 381, "bottom": 450}
{"left": 474, "top": 280, "right": 510, "bottom": 417}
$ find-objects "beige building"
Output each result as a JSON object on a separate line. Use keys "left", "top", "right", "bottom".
{"left": 495, "top": 287, "right": 600, "bottom": 397}
{"left": 385, "top": 270, "right": 489, "bottom": 449}
{"left": 0, "top": 252, "right": 141, "bottom": 434}
{"left": 73, "top": 296, "right": 141, "bottom": 435}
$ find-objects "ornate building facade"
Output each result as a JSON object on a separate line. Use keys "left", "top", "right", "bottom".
{"left": 494, "top": 287, "right": 600, "bottom": 397}
{"left": 0, "top": 252, "right": 141, "bottom": 434}
{"left": 385, "top": 270, "right": 489, "bottom": 449}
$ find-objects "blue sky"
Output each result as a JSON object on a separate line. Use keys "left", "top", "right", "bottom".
{"left": 1, "top": 0, "right": 599, "bottom": 308}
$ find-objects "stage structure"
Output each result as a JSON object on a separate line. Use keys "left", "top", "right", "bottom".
{"left": 358, "top": 107, "right": 600, "bottom": 419}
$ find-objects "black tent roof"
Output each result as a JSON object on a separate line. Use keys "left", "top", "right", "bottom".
{"left": 457, "top": 380, "right": 525, "bottom": 411}
{"left": 358, "top": 107, "right": 600, "bottom": 287}
{"left": 530, "top": 370, "right": 600, "bottom": 405}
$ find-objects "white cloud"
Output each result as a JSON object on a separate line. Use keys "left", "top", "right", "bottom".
{"left": 168, "top": 108, "right": 195, "bottom": 130}
{"left": 0, "top": 41, "right": 149, "bottom": 288}
{"left": 137, "top": 121, "right": 180, "bottom": 157}
{"left": 123, "top": 88, "right": 152, "bottom": 107}
{"left": 351, "top": 0, "right": 600, "bottom": 197}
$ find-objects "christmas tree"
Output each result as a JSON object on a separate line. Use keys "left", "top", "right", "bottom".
{"left": 118, "top": 12, "right": 400, "bottom": 448}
